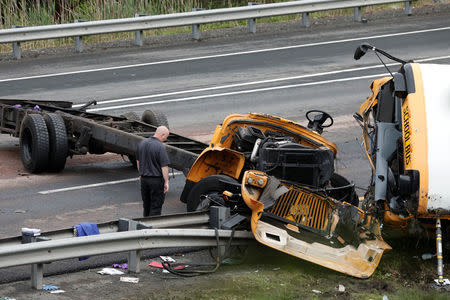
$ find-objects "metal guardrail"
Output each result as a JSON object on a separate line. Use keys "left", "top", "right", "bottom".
{"left": 0, "top": 211, "right": 210, "bottom": 249}
{"left": 0, "top": 211, "right": 253, "bottom": 289}
{"left": 0, "top": 0, "right": 413, "bottom": 59}
{"left": 0, "top": 228, "right": 253, "bottom": 269}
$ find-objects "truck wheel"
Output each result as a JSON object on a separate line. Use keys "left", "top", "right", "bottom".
{"left": 120, "top": 111, "right": 139, "bottom": 120}
{"left": 141, "top": 110, "right": 169, "bottom": 128}
{"left": 186, "top": 175, "right": 239, "bottom": 212}
{"left": 128, "top": 154, "right": 137, "bottom": 168}
{"left": 44, "top": 113, "right": 68, "bottom": 172}
{"left": 19, "top": 114, "right": 49, "bottom": 173}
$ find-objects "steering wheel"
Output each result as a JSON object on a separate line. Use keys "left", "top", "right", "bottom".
{"left": 306, "top": 110, "right": 334, "bottom": 134}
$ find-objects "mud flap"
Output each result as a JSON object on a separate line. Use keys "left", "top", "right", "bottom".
{"left": 241, "top": 170, "right": 391, "bottom": 278}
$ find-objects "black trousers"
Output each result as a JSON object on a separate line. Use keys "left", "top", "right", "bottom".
{"left": 140, "top": 176, "right": 165, "bottom": 217}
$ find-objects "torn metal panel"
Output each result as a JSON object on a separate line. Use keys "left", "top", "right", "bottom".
{"left": 242, "top": 170, "right": 391, "bottom": 278}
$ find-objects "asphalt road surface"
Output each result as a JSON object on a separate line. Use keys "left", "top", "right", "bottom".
{"left": 0, "top": 5, "right": 449, "bottom": 285}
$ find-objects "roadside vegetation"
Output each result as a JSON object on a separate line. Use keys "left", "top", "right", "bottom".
{"left": 0, "top": 0, "right": 448, "bottom": 53}
{"left": 144, "top": 242, "right": 450, "bottom": 299}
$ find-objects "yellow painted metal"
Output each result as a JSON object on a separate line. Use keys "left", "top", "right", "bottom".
{"left": 185, "top": 113, "right": 337, "bottom": 184}
{"left": 241, "top": 170, "right": 391, "bottom": 278}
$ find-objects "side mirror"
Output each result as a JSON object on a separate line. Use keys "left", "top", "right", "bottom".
{"left": 354, "top": 43, "right": 372, "bottom": 60}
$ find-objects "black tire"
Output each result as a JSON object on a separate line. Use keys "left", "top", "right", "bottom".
{"left": 19, "top": 114, "right": 49, "bottom": 173}
{"left": 186, "top": 175, "right": 239, "bottom": 212}
{"left": 329, "top": 173, "right": 359, "bottom": 206}
{"left": 141, "top": 110, "right": 169, "bottom": 128}
{"left": 44, "top": 113, "right": 68, "bottom": 172}
{"left": 88, "top": 139, "right": 105, "bottom": 154}
{"left": 120, "top": 111, "right": 139, "bottom": 121}
{"left": 128, "top": 154, "right": 137, "bottom": 168}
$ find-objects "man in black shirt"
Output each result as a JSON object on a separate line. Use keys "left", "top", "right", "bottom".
{"left": 136, "top": 126, "right": 170, "bottom": 216}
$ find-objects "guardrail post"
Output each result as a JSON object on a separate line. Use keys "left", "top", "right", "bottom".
{"left": 12, "top": 25, "right": 23, "bottom": 60}
{"left": 134, "top": 14, "right": 148, "bottom": 46}
{"left": 210, "top": 206, "right": 230, "bottom": 258}
{"left": 22, "top": 228, "right": 44, "bottom": 289}
{"left": 248, "top": 2, "right": 259, "bottom": 33}
{"left": 119, "top": 218, "right": 151, "bottom": 273}
{"left": 74, "top": 19, "right": 87, "bottom": 53}
{"left": 192, "top": 8, "right": 204, "bottom": 40}
{"left": 301, "top": 12, "right": 310, "bottom": 28}
{"left": 354, "top": 7, "right": 362, "bottom": 22}
{"left": 404, "top": 1, "right": 412, "bottom": 15}
{"left": 31, "top": 263, "right": 43, "bottom": 290}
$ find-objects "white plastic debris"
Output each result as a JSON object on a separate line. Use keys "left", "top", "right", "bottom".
{"left": 97, "top": 268, "right": 124, "bottom": 275}
{"left": 312, "top": 290, "right": 322, "bottom": 294}
{"left": 382, "top": 296, "right": 389, "bottom": 300}
{"left": 21, "top": 228, "right": 40, "bottom": 236}
{"left": 160, "top": 256, "right": 176, "bottom": 262}
{"left": 120, "top": 277, "right": 139, "bottom": 283}
{"left": 434, "top": 278, "right": 450, "bottom": 285}
{"left": 422, "top": 253, "right": 436, "bottom": 260}
{"left": 50, "top": 290, "right": 66, "bottom": 294}
{"left": 338, "top": 284, "right": 345, "bottom": 292}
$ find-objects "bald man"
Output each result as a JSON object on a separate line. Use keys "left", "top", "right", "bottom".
{"left": 136, "top": 126, "right": 170, "bottom": 217}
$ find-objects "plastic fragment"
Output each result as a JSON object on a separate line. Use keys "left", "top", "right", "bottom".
{"left": 421, "top": 253, "right": 435, "bottom": 260}
{"left": 21, "top": 228, "right": 41, "bottom": 236}
{"left": 33, "top": 105, "right": 40, "bottom": 110}
{"left": 221, "top": 258, "right": 244, "bottom": 265}
{"left": 42, "top": 284, "right": 59, "bottom": 291}
{"left": 160, "top": 256, "right": 175, "bottom": 262}
{"left": 50, "top": 290, "right": 65, "bottom": 294}
{"left": 312, "top": 290, "right": 322, "bottom": 294}
{"left": 434, "top": 278, "right": 450, "bottom": 285}
{"left": 120, "top": 277, "right": 139, "bottom": 283}
{"left": 97, "top": 267, "right": 124, "bottom": 275}
{"left": 112, "top": 263, "right": 128, "bottom": 269}
{"left": 338, "top": 284, "right": 345, "bottom": 292}
{"left": 148, "top": 261, "right": 186, "bottom": 270}
{"left": 382, "top": 296, "right": 389, "bottom": 300}
{"left": 0, "top": 297, "right": 17, "bottom": 300}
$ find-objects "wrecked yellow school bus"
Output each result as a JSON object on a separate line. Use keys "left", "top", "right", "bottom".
{"left": 180, "top": 44, "right": 450, "bottom": 280}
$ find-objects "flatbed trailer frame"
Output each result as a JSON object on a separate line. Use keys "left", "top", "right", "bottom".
{"left": 0, "top": 98, "right": 207, "bottom": 174}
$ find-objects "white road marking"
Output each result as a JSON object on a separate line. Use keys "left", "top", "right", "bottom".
{"left": 74, "top": 54, "right": 450, "bottom": 109}
{"left": 88, "top": 73, "right": 390, "bottom": 111}
{"left": 39, "top": 172, "right": 182, "bottom": 194}
{"left": 85, "top": 54, "right": 450, "bottom": 112}
{"left": 74, "top": 63, "right": 392, "bottom": 108}
{"left": 1, "top": 26, "right": 449, "bottom": 83}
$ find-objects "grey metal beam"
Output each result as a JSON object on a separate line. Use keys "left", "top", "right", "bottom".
{"left": 0, "top": 229, "right": 254, "bottom": 269}
{"left": 12, "top": 25, "right": 22, "bottom": 59}
{"left": 248, "top": 2, "right": 260, "bottom": 34}
{"left": 74, "top": 19, "right": 87, "bottom": 53}
{"left": 0, "top": 0, "right": 414, "bottom": 43}
{"left": 0, "top": 212, "right": 210, "bottom": 250}
{"left": 404, "top": 1, "right": 412, "bottom": 15}
{"left": 354, "top": 7, "right": 362, "bottom": 22}
{"left": 134, "top": 14, "right": 148, "bottom": 46}
{"left": 301, "top": 12, "right": 310, "bottom": 27}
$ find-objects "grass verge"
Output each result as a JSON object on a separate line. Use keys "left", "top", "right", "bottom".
{"left": 0, "top": 0, "right": 448, "bottom": 54}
